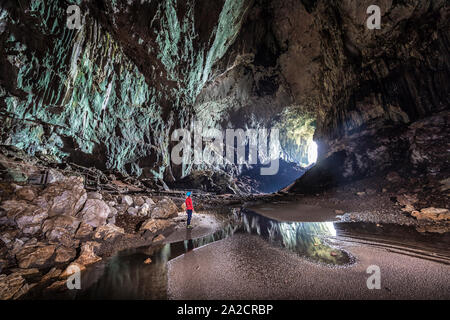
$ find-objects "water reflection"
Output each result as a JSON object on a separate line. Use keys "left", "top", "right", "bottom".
{"left": 240, "top": 210, "right": 350, "bottom": 265}
{"left": 31, "top": 209, "right": 350, "bottom": 299}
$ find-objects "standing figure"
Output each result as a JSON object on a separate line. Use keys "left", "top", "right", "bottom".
{"left": 185, "top": 192, "right": 194, "bottom": 229}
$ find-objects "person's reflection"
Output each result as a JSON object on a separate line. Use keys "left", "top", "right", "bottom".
{"left": 185, "top": 228, "right": 194, "bottom": 252}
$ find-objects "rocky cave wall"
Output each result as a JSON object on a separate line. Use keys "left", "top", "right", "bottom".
{"left": 195, "top": 0, "right": 449, "bottom": 191}
{"left": 0, "top": 0, "right": 253, "bottom": 184}
{"left": 290, "top": 0, "right": 450, "bottom": 191}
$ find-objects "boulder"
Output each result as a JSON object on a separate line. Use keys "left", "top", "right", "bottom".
{"left": 93, "top": 224, "right": 125, "bottom": 241}
{"left": 9, "top": 239, "right": 25, "bottom": 256}
{"left": 75, "top": 242, "right": 101, "bottom": 266}
{"left": 138, "top": 203, "right": 152, "bottom": 217}
{"left": 134, "top": 196, "right": 145, "bottom": 207}
{"left": 38, "top": 176, "right": 87, "bottom": 217}
{"left": 9, "top": 268, "right": 40, "bottom": 280}
{"left": 115, "top": 204, "right": 128, "bottom": 215}
{"left": 40, "top": 267, "right": 62, "bottom": 283}
{"left": 143, "top": 197, "right": 155, "bottom": 206}
{"left": 75, "top": 222, "right": 94, "bottom": 239}
{"left": 42, "top": 215, "right": 81, "bottom": 235}
{"left": 127, "top": 207, "right": 139, "bottom": 216}
{"left": 42, "top": 215, "right": 81, "bottom": 248}
{"left": 140, "top": 219, "right": 174, "bottom": 234}
{"left": 77, "top": 199, "right": 111, "bottom": 228}
{"left": 121, "top": 195, "right": 133, "bottom": 206}
{"left": 45, "top": 169, "right": 66, "bottom": 184}
{"left": 412, "top": 208, "right": 450, "bottom": 222}
{"left": 0, "top": 230, "right": 19, "bottom": 245}
{"left": 108, "top": 206, "right": 118, "bottom": 218}
{"left": 107, "top": 216, "right": 116, "bottom": 225}
{"left": 151, "top": 197, "right": 178, "bottom": 219}
{"left": 0, "top": 200, "right": 48, "bottom": 234}
{"left": 0, "top": 273, "right": 27, "bottom": 300}
{"left": 87, "top": 192, "right": 103, "bottom": 200}
{"left": 16, "top": 242, "right": 57, "bottom": 269}
{"left": 15, "top": 187, "right": 36, "bottom": 202}
{"left": 54, "top": 246, "right": 77, "bottom": 263}
{"left": 153, "top": 234, "right": 165, "bottom": 242}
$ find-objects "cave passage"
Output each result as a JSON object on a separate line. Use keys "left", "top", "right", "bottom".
{"left": 0, "top": 0, "right": 449, "bottom": 305}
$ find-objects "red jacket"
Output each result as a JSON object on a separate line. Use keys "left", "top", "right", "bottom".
{"left": 185, "top": 197, "right": 193, "bottom": 210}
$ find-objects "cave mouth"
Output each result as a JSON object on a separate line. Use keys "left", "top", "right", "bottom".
{"left": 236, "top": 138, "right": 318, "bottom": 194}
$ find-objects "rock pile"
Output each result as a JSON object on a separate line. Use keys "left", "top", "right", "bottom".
{"left": 0, "top": 168, "right": 180, "bottom": 300}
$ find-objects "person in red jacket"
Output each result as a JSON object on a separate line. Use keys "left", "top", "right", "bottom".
{"left": 185, "top": 192, "right": 194, "bottom": 229}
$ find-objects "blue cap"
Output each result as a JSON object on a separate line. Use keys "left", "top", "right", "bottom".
{"left": 186, "top": 192, "right": 192, "bottom": 197}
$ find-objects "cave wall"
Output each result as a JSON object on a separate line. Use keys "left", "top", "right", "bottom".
{"left": 0, "top": 0, "right": 253, "bottom": 181}
{"left": 290, "top": 0, "right": 450, "bottom": 191}
{"left": 194, "top": 0, "right": 449, "bottom": 190}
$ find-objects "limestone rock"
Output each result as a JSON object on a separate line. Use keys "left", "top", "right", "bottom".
{"left": 412, "top": 208, "right": 450, "bottom": 222}
{"left": 134, "top": 196, "right": 145, "bottom": 207}
{"left": 151, "top": 197, "right": 178, "bottom": 219}
{"left": 93, "top": 224, "right": 125, "bottom": 241}
{"left": 0, "top": 230, "right": 19, "bottom": 245}
{"left": 137, "top": 203, "right": 152, "bottom": 217}
{"left": 16, "top": 242, "right": 57, "bottom": 269}
{"left": 40, "top": 267, "right": 62, "bottom": 283}
{"left": 115, "top": 204, "right": 128, "bottom": 215}
{"left": 75, "top": 242, "right": 102, "bottom": 266}
{"left": 87, "top": 192, "right": 103, "bottom": 200}
{"left": 38, "top": 176, "right": 87, "bottom": 217}
{"left": 153, "top": 234, "right": 165, "bottom": 242}
{"left": 42, "top": 217, "right": 80, "bottom": 248}
{"left": 54, "top": 246, "right": 77, "bottom": 264}
{"left": 42, "top": 214, "right": 81, "bottom": 233}
{"left": 143, "top": 197, "right": 155, "bottom": 206}
{"left": 127, "top": 207, "right": 139, "bottom": 216}
{"left": 121, "top": 195, "right": 133, "bottom": 206}
{"left": 140, "top": 219, "right": 174, "bottom": 234}
{"left": 0, "top": 200, "right": 48, "bottom": 234}
{"left": 0, "top": 273, "right": 26, "bottom": 300}
{"left": 9, "top": 268, "right": 40, "bottom": 280}
{"left": 75, "top": 222, "right": 94, "bottom": 239}
{"left": 77, "top": 199, "right": 111, "bottom": 228}
{"left": 15, "top": 187, "right": 36, "bottom": 202}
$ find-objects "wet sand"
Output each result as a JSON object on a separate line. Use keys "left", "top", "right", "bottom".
{"left": 167, "top": 233, "right": 450, "bottom": 300}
